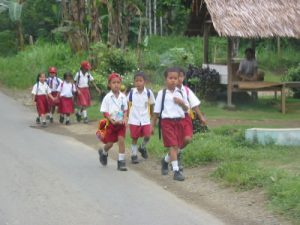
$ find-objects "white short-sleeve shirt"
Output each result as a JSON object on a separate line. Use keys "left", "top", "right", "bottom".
{"left": 154, "top": 87, "right": 187, "bottom": 119}
{"left": 74, "top": 70, "right": 94, "bottom": 88}
{"left": 100, "top": 91, "right": 128, "bottom": 122}
{"left": 57, "top": 82, "right": 76, "bottom": 98}
{"left": 127, "top": 87, "right": 155, "bottom": 125}
{"left": 46, "top": 76, "right": 63, "bottom": 92}
{"left": 179, "top": 85, "right": 201, "bottom": 109}
{"left": 31, "top": 82, "right": 52, "bottom": 95}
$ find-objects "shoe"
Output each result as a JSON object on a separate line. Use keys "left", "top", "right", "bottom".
{"left": 46, "top": 115, "right": 50, "bottom": 121}
{"left": 36, "top": 117, "right": 41, "bottom": 124}
{"left": 173, "top": 170, "right": 185, "bottom": 181}
{"left": 65, "top": 120, "right": 70, "bottom": 125}
{"left": 98, "top": 149, "right": 108, "bottom": 166}
{"left": 49, "top": 117, "right": 54, "bottom": 123}
{"left": 117, "top": 160, "right": 128, "bottom": 171}
{"left": 83, "top": 117, "right": 89, "bottom": 124}
{"left": 177, "top": 153, "right": 184, "bottom": 172}
{"left": 76, "top": 112, "right": 81, "bottom": 122}
{"left": 131, "top": 155, "right": 139, "bottom": 164}
{"left": 161, "top": 158, "right": 169, "bottom": 175}
{"left": 42, "top": 122, "right": 47, "bottom": 127}
{"left": 138, "top": 145, "right": 148, "bottom": 159}
{"left": 59, "top": 115, "right": 64, "bottom": 124}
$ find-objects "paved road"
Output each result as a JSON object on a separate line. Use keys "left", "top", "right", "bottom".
{"left": 0, "top": 92, "right": 224, "bottom": 225}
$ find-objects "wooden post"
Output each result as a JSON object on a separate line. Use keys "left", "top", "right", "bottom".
{"left": 277, "top": 37, "right": 281, "bottom": 57}
{"left": 203, "top": 21, "right": 210, "bottom": 64}
{"left": 227, "top": 37, "right": 234, "bottom": 107}
{"left": 281, "top": 84, "right": 286, "bottom": 114}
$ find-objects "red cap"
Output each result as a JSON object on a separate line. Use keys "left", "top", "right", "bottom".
{"left": 81, "top": 61, "right": 91, "bottom": 70}
{"left": 48, "top": 67, "right": 57, "bottom": 74}
{"left": 108, "top": 72, "right": 122, "bottom": 82}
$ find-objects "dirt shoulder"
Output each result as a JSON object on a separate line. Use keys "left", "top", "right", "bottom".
{"left": 1, "top": 86, "right": 293, "bottom": 225}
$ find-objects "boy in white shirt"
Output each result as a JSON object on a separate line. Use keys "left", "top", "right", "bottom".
{"left": 98, "top": 73, "right": 128, "bottom": 171}
{"left": 127, "top": 72, "right": 155, "bottom": 164}
{"left": 151, "top": 67, "right": 189, "bottom": 181}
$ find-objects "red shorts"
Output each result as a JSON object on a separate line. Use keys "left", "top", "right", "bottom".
{"left": 102, "top": 123, "right": 126, "bottom": 144}
{"left": 76, "top": 87, "right": 91, "bottom": 107}
{"left": 59, "top": 97, "right": 74, "bottom": 114}
{"left": 35, "top": 95, "right": 49, "bottom": 116}
{"left": 161, "top": 118, "right": 184, "bottom": 148}
{"left": 129, "top": 124, "right": 151, "bottom": 139}
{"left": 48, "top": 91, "right": 60, "bottom": 107}
{"left": 182, "top": 113, "right": 193, "bottom": 138}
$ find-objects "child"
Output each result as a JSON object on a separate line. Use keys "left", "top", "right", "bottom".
{"left": 46, "top": 66, "right": 62, "bottom": 123}
{"left": 98, "top": 73, "right": 128, "bottom": 171}
{"left": 127, "top": 71, "right": 155, "bottom": 164}
{"left": 151, "top": 67, "right": 189, "bottom": 181}
{"left": 177, "top": 68, "right": 206, "bottom": 170}
{"left": 57, "top": 72, "right": 77, "bottom": 125}
{"left": 74, "top": 60, "right": 101, "bottom": 123}
{"left": 32, "top": 72, "right": 55, "bottom": 127}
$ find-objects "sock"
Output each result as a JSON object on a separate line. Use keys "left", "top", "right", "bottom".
{"left": 118, "top": 153, "right": 125, "bottom": 161}
{"left": 171, "top": 160, "right": 179, "bottom": 172}
{"left": 76, "top": 109, "right": 81, "bottom": 115}
{"left": 131, "top": 144, "right": 138, "bottom": 156}
{"left": 141, "top": 138, "right": 149, "bottom": 148}
{"left": 42, "top": 118, "right": 46, "bottom": 123}
{"left": 102, "top": 149, "right": 108, "bottom": 155}
{"left": 164, "top": 154, "right": 170, "bottom": 163}
{"left": 82, "top": 110, "right": 87, "bottom": 118}
{"left": 49, "top": 113, "right": 53, "bottom": 118}
{"left": 66, "top": 116, "right": 70, "bottom": 121}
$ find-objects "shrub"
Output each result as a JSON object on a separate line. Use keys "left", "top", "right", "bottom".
{"left": 282, "top": 64, "right": 300, "bottom": 98}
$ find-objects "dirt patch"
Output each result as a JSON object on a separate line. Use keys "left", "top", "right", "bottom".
{"left": 1, "top": 86, "right": 294, "bottom": 225}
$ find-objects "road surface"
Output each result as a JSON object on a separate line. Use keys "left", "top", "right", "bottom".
{"left": 0, "top": 91, "right": 224, "bottom": 225}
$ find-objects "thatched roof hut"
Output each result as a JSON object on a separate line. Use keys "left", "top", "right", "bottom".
{"left": 204, "top": 0, "right": 300, "bottom": 38}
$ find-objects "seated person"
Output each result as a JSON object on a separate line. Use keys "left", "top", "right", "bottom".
{"left": 237, "top": 48, "right": 264, "bottom": 81}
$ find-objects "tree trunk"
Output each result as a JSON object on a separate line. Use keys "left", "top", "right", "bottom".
{"left": 90, "top": 0, "right": 102, "bottom": 43}
{"left": 16, "top": 20, "right": 24, "bottom": 50}
{"left": 160, "top": 16, "right": 163, "bottom": 36}
{"left": 153, "top": 0, "right": 156, "bottom": 35}
{"left": 148, "top": 0, "right": 152, "bottom": 36}
{"left": 107, "top": 0, "right": 121, "bottom": 47}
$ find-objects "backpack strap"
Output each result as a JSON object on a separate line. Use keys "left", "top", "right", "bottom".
{"left": 158, "top": 89, "right": 166, "bottom": 140}
{"left": 184, "top": 85, "right": 189, "bottom": 97}
{"left": 75, "top": 70, "right": 81, "bottom": 87}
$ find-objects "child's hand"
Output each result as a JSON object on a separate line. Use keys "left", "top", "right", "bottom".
{"left": 173, "top": 97, "right": 184, "bottom": 106}
{"left": 151, "top": 124, "right": 155, "bottom": 135}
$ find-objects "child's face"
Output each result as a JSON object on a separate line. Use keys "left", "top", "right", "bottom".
{"left": 134, "top": 76, "right": 145, "bottom": 90}
{"left": 165, "top": 72, "right": 179, "bottom": 89}
{"left": 39, "top": 74, "right": 46, "bottom": 83}
{"left": 178, "top": 72, "right": 185, "bottom": 86}
{"left": 49, "top": 72, "right": 56, "bottom": 77}
{"left": 66, "top": 76, "right": 72, "bottom": 82}
{"left": 109, "top": 78, "right": 121, "bottom": 93}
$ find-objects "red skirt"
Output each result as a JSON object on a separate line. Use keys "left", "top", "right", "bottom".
{"left": 76, "top": 87, "right": 91, "bottom": 107}
{"left": 48, "top": 91, "right": 60, "bottom": 107}
{"left": 59, "top": 97, "right": 74, "bottom": 114}
{"left": 102, "top": 123, "right": 126, "bottom": 144}
{"left": 161, "top": 118, "right": 184, "bottom": 148}
{"left": 182, "top": 113, "right": 193, "bottom": 138}
{"left": 35, "top": 95, "right": 49, "bottom": 116}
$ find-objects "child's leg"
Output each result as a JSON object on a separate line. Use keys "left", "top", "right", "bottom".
{"left": 170, "top": 146, "right": 185, "bottom": 181}
{"left": 65, "top": 113, "right": 70, "bottom": 125}
{"left": 131, "top": 138, "right": 139, "bottom": 164}
{"left": 40, "top": 114, "right": 47, "bottom": 126}
{"left": 82, "top": 107, "right": 89, "bottom": 123}
{"left": 117, "top": 136, "right": 127, "bottom": 171}
{"left": 99, "top": 142, "right": 113, "bottom": 166}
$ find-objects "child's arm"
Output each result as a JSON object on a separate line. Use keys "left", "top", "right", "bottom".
{"left": 122, "top": 110, "right": 128, "bottom": 125}
{"left": 103, "top": 112, "right": 116, "bottom": 125}
{"left": 91, "top": 80, "right": 101, "bottom": 94}
{"left": 174, "top": 97, "right": 188, "bottom": 111}
{"left": 151, "top": 113, "right": 159, "bottom": 134}
{"left": 193, "top": 106, "right": 207, "bottom": 125}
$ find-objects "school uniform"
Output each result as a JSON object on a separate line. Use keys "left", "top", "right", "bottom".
{"left": 179, "top": 85, "right": 201, "bottom": 138}
{"left": 100, "top": 91, "right": 128, "bottom": 144}
{"left": 154, "top": 88, "right": 188, "bottom": 148}
{"left": 74, "top": 70, "right": 94, "bottom": 107}
{"left": 57, "top": 81, "right": 76, "bottom": 114}
{"left": 46, "top": 76, "right": 62, "bottom": 107}
{"left": 127, "top": 87, "right": 155, "bottom": 139}
{"left": 31, "top": 82, "right": 52, "bottom": 115}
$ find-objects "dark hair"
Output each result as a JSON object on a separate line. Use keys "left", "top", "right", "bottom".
{"left": 178, "top": 67, "right": 186, "bottom": 76}
{"left": 245, "top": 48, "right": 255, "bottom": 55}
{"left": 164, "top": 67, "right": 180, "bottom": 78}
{"left": 63, "top": 71, "right": 73, "bottom": 80}
{"left": 36, "top": 72, "right": 45, "bottom": 82}
{"left": 134, "top": 71, "right": 146, "bottom": 80}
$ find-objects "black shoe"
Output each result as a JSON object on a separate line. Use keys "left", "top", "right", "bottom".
{"left": 76, "top": 113, "right": 81, "bottom": 122}
{"left": 36, "top": 117, "right": 41, "bottom": 124}
{"left": 59, "top": 116, "right": 64, "bottom": 124}
{"left": 173, "top": 170, "right": 185, "bottom": 181}
{"left": 161, "top": 158, "right": 169, "bottom": 175}
{"left": 65, "top": 120, "right": 70, "bottom": 125}
{"left": 98, "top": 149, "right": 108, "bottom": 166}
{"left": 49, "top": 117, "right": 54, "bottom": 123}
{"left": 46, "top": 115, "right": 50, "bottom": 121}
{"left": 138, "top": 145, "right": 148, "bottom": 159}
{"left": 83, "top": 117, "right": 89, "bottom": 124}
{"left": 117, "top": 160, "right": 128, "bottom": 171}
{"left": 42, "top": 122, "right": 47, "bottom": 127}
{"left": 177, "top": 153, "right": 184, "bottom": 172}
{"left": 131, "top": 155, "right": 139, "bottom": 164}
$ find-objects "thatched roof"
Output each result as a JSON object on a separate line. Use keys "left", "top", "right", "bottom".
{"left": 204, "top": 0, "right": 300, "bottom": 38}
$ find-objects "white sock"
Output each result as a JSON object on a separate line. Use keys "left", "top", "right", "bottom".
{"left": 42, "top": 118, "right": 46, "bottom": 123}
{"left": 131, "top": 144, "right": 138, "bottom": 156}
{"left": 164, "top": 154, "right": 170, "bottom": 163}
{"left": 171, "top": 160, "right": 179, "bottom": 172}
{"left": 118, "top": 153, "right": 125, "bottom": 161}
{"left": 102, "top": 149, "right": 108, "bottom": 155}
{"left": 66, "top": 116, "right": 70, "bottom": 121}
{"left": 77, "top": 110, "right": 81, "bottom": 115}
{"left": 82, "top": 110, "right": 87, "bottom": 118}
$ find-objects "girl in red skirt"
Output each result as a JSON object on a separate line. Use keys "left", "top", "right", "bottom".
{"left": 46, "top": 66, "right": 62, "bottom": 123}
{"left": 151, "top": 67, "right": 189, "bottom": 181}
{"left": 57, "top": 72, "right": 77, "bottom": 125}
{"left": 32, "top": 72, "right": 56, "bottom": 127}
{"left": 74, "top": 61, "right": 101, "bottom": 124}
{"left": 98, "top": 73, "right": 128, "bottom": 171}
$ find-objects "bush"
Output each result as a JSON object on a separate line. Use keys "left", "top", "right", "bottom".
{"left": 282, "top": 64, "right": 300, "bottom": 98}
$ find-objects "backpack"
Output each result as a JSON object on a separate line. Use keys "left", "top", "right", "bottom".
{"left": 76, "top": 70, "right": 90, "bottom": 87}
{"left": 128, "top": 88, "right": 152, "bottom": 115}
{"left": 47, "top": 76, "right": 60, "bottom": 89}
{"left": 96, "top": 119, "right": 110, "bottom": 142}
